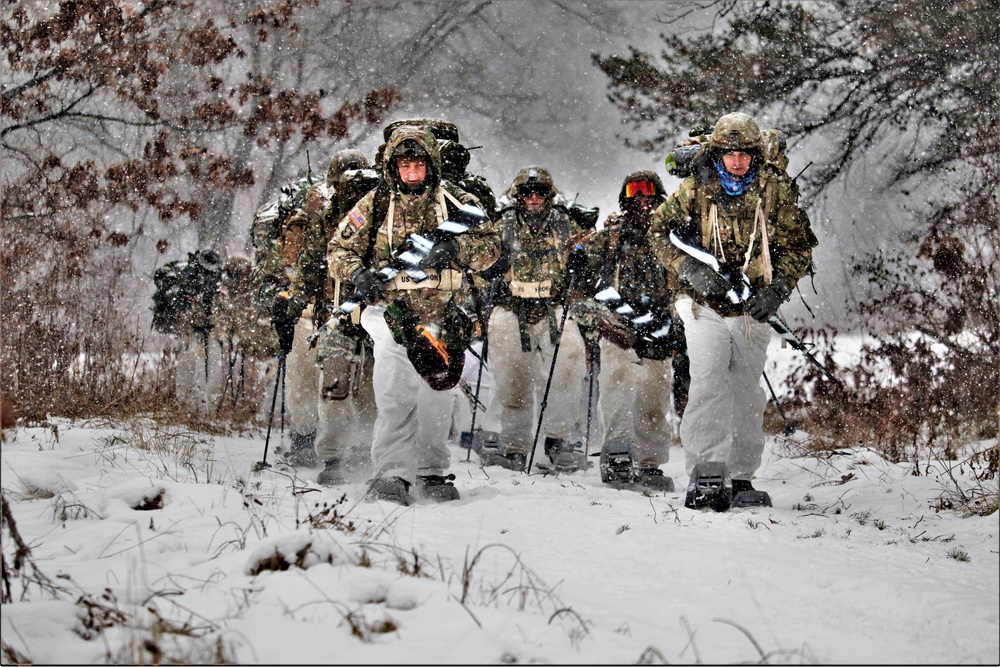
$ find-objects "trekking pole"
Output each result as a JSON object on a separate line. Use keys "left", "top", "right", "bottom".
{"left": 762, "top": 370, "right": 796, "bottom": 436}
{"left": 525, "top": 270, "right": 578, "bottom": 475}
{"left": 465, "top": 334, "right": 488, "bottom": 463}
{"left": 582, "top": 332, "right": 600, "bottom": 458}
{"left": 257, "top": 352, "right": 284, "bottom": 469}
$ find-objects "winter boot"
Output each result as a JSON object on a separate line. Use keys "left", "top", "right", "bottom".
{"left": 731, "top": 479, "right": 773, "bottom": 508}
{"left": 473, "top": 431, "right": 525, "bottom": 471}
{"left": 545, "top": 437, "right": 588, "bottom": 473}
{"left": 367, "top": 476, "right": 410, "bottom": 505}
{"left": 636, "top": 468, "right": 675, "bottom": 492}
{"left": 416, "top": 474, "right": 460, "bottom": 502}
{"left": 600, "top": 439, "right": 638, "bottom": 486}
{"left": 280, "top": 431, "right": 319, "bottom": 468}
{"left": 316, "top": 458, "right": 347, "bottom": 486}
{"left": 684, "top": 461, "right": 732, "bottom": 511}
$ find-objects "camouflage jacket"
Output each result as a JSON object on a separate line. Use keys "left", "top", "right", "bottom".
{"left": 491, "top": 203, "right": 585, "bottom": 325}
{"left": 576, "top": 211, "right": 673, "bottom": 315}
{"left": 648, "top": 164, "right": 817, "bottom": 317}
{"left": 212, "top": 260, "right": 280, "bottom": 359}
{"left": 327, "top": 126, "right": 500, "bottom": 323}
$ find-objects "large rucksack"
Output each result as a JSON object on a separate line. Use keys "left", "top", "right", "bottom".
{"left": 151, "top": 249, "right": 224, "bottom": 336}
{"left": 248, "top": 174, "right": 315, "bottom": 270}
{"left": 665, "top": 125, "right": 790, "bottom": 179}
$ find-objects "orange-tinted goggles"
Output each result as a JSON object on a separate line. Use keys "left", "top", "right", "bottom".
{"left": 624, "top": 180, "right": 657, "bottom": 198}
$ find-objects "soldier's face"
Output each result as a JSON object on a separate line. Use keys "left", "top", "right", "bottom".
{"left": 721, "top": 151, "right": 753, "bottom": 178}
{"left": 396, "top": 157, "right": 427, "bottom": 186}
{"left": 523, "top": 191, "right": 548, "bottom": 212}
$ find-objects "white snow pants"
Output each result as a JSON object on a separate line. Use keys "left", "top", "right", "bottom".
{"left": 284, "top": 316, "right": 376, "bottom": 462}
{"left": 675, "top": 297, "right": 771, "bottom": 480}
{"left": 174, "top": 336, "right": 223, "bottom": 415}
{"left": 484, "top": 305, "right": 586, "bottom": 456}
{"left": 361, "top": 305, "right": 454, "bottom": 484}
{"left": 598, "top": 339, "right": 673, "bottom": 469}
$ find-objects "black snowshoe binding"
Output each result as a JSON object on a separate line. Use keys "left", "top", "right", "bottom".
{"left": 539, "top": 437, "right": 590, "bottom": 474}
{"left": 416, "top": 474, "right": 460, "bottom": 502}
{"left": 367, "top": 476, "right": 411, "bottom": 506}
{"left": 278, "top": 431, "right": 319, "bottom": 468}
{"left": 684, "top": 462, "right": 733, "bottom": 511}
{"left": 473, "top": 430, "right": 526, "bottom": 471}
{"left": 731, "top": 479, "right": 772, "bottom": 508}
{"left": 600, "top": 439, "right": 675, "bottom": 491}
{"left": 600, "top": 439, "right": 639, "bottom": 487}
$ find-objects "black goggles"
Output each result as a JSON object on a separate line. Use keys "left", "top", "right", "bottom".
{"left": 517, "top": 184, "right": 551, "bottom": 199}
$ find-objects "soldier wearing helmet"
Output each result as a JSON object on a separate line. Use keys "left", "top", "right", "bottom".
{"left": 268, "top": 148, "right": 379, "bottom": 485}
{"left": 327, "top": 124, "right": 500, "bottom": 505}
{"left": 470, "top": 166, "right": 592, "bottom": 474}
{"left": 566, "top": 171, "right": 686, "bottom": 491}
{"left": 648, "top": 111, "right": 818, "bottom": 508}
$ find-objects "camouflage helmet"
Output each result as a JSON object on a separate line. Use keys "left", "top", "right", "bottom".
{"left": 382, "top": 124, "right": 441, "bottom": 192}
{"left": 618, "top": 170, "right": 667, "bottom": 209}
{"left": 708, "top": 112, "right": 763, "bottom": 152}
{"left": 505, "top": 165, "right": 557, "bottom": 200}
{"left": 326, "top": 149, "right": 370, "bottom": 187}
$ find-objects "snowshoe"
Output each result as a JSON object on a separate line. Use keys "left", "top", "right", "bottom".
{"left": 367, "top": 476, "right": 411, "bottom": 505}
{"left": 731, "top": 479, "right": 772, "bottom": 508}
{"left": 542, "top": 437, "right": 590, "bottom": 474}
{"left": 416, "top": 474, "right": 460, "bottom": 502}
{"left": 473, "top": 430, "right": 526, "bottom": 471}
{"left": 684, "top": 462, "right": 732, "bottom": 511}
{"left": 600, "top": 439, "right": 638, "bottom": 487}
{"left": 279, "top": 431, "right": 319, "bottom": 468}
{"left": 636, "top": 467, "right": 675, "bottom": 492}
{"left": 316, "top": 458, "right": 347, "bottom": 486}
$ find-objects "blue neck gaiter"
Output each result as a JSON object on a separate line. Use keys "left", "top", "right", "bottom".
{"left": 717, "top": 160, "right": 757, "bottom": 196}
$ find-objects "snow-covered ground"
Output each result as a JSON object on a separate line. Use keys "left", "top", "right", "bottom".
{"left": 2, "top": 405, "right": 997, "bottom": 664}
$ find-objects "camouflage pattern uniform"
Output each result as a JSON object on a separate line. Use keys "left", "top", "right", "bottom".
{"left": 573, "top": 172, "right": 679, "bottom": 485}
{"left": 647, "top": 112, "right": 817, "bottom": 484}
{"left": 327, "top": 125, "right": 500, "bottom": 495}
{"left": 277, "top": 150, "right": 379, "bottom": 478}
{"left": 479, "top": 166, "right": 589, "bottom": 468}
{"left": 209, "top": 255, "right": 280, "bottom": 411}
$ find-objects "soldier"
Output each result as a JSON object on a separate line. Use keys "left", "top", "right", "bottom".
{"left": 571, "top": 171, "right": 681, "bottom": 491}
{"left": 648, "top": 112, "right": 817, "bottom": 507}
{"left": 474, "top": 166, "right": 590, "bottom": 473}
{"left": 327, "top": 124, "right": 500, "bottom": 505}
{"left": 270, "top": 150, "right": 379, "bottom": 485}
{"left": 212, "top": 255, "right": 280, "bottom": 412}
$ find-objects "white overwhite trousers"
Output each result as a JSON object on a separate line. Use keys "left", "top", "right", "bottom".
{"left": 361, "top": 305, "right": 453, "bottom": 484}
{"left": 484, "top": 305, "right": 586, "bottom": 455}
{"left": 675, "top": 297, "right": 771, "bottom": 480}
{"left": 598, "top": 340, "right": 673, "bottom": 468}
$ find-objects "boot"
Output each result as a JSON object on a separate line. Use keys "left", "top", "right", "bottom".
{"left": 474, "top": 431, "right": 525, "bottom": 471}
{"left": 281, "top": 431, "right": 318, "bottom": 468}
{"left": 636, "top": 468, "right": 675, "bottom": 492}
{"left": 545, "top": 437, "right": 587, "bottom": 473}
{"left": 731, "top": 478, "right": 773, "bottom": 508}
{"left": 367, "top": 477, "right": 410, "bottom": 505}
{"left": 416, "top": 474, "right": 460, "bottom": 502}
{"left": 316, "top": 458, "right": 347, "bottom": 486}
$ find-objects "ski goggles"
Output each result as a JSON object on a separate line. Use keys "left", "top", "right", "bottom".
{"left": 624, "top": 180, "right": 657, "bottom": 198}
{"left": 517, "top": 184, "right": 551, "bottom": 199}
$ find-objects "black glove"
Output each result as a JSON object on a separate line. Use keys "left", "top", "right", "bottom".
{"left": 418, "top": 237, "right": 460, "bottom": 269}
{"left": 679, "top": 257, "right": 730, "bottom": 300}
{"left": 351, "top": 267, "right": 385, "bottom": 303}
{"left": 566, "top": 245, "right": 589, "bottom": 277}
{"left": 746, "top": 279, "right": 791, "bottom": 322}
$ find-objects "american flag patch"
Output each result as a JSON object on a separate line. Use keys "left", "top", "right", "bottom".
{"left": 349, "top": 210, "right": 365, "bottom": 230}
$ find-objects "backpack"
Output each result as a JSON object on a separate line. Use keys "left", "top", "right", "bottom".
{"left": 248, "top": 174, "right": 315, "bottom": 269}
{"left": 665, "top": 126, "right": 789, "bottom": 179}
{"left": 151, "top": 249, "right": 224, "bottom": 336}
